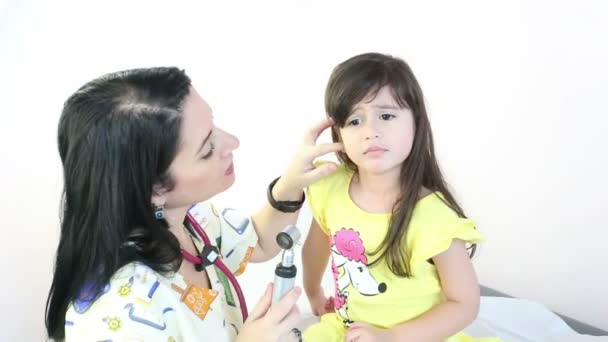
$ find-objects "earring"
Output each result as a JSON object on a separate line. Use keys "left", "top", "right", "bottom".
{"left": 153, "top": 204, "right": 165, "bottom": 220}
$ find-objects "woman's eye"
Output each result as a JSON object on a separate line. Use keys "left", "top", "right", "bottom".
{"left": 201, "top": 142, "right": 215, "bottom": 160}
{"left": 380, "top": 113, "right": 395, "bottom": 120}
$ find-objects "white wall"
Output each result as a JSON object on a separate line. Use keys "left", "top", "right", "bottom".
{"left": 1, "top": 0, "right": 606, "bottom": 340}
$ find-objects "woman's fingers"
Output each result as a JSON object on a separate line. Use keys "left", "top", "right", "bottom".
{"left": 309, "top": 142, "right": 344, "bottom": 158}
{"left": 248, "top": 283, "right": 273, "bottom": 321}
{"left": 267, "top": 286, "right": 302, "bottom": 323}
{"left": 302, "top": 162, "right": 339, "bottom": 185}
{"left": 304, "top": 118, "right": 335, "bottom": 144}
{"left": 277, "top": 306, "right": 302, "bottom": 336}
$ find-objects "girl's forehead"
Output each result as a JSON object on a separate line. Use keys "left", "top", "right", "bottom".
{"left": 351, "top": 86, "right": 401, "bottom": 112}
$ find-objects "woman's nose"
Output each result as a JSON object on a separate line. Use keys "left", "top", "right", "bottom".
{"left": 219, "top": 129, "right": 239, "bottom": 157}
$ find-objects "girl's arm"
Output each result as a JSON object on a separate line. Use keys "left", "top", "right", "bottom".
{"left": 346, "top": 239, "right": 480, "bottom": 342}
{"left": 393, "top": 239, "right": 480, "bottom": 340}
{"left": 302, "top": 218, "right": 332, "bottom": 312}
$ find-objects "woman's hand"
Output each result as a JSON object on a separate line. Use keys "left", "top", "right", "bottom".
{"left": 307, "top": 286, "right": 334, "bottom": 316}
{"left": 236, "top": 283, "right": 302, "bottom": 342}
{"left": 273, "top": 118, "right": 343, "bottom": 200}
{"left": 344, "top": 322, "right": 396, "bottom": 342}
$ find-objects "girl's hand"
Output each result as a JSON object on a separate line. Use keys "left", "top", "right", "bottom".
{"left": 236, "top": 283, "right": 302, "bottom": 342}
{"left": 307, "top": 287, "right": 334, "bottom": 316}
{"left": 273, "top": 118, "right": 343, "bottom": 200}
{"left": 344, "top": 322, "right": 396, "bottom": 342}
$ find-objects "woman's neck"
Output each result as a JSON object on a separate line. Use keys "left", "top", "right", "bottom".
{"left": 164, "top": 206, "right": 191, "bottom": 246}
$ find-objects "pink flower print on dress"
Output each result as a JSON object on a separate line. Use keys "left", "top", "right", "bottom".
{"left": 330, "top": 228, "right": 387, "bottom": 324}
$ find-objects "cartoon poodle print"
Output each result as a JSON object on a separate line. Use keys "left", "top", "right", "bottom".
{"left": 330, "top": 228, "right": 387, "bottom": 324}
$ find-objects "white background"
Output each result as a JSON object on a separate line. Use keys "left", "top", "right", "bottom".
{"left": 1, "top": 0, "right": 606, "bottom": 340}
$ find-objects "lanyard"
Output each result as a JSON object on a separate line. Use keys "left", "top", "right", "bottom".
{"left": 181, "top": 211, "right": 249, "bottom": 322}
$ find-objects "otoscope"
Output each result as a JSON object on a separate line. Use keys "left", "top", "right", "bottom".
{"left": 271, "top": 225, "right": 301, "bottom": 304}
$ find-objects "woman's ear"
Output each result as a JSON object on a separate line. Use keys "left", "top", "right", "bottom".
{"left": 151, "top": 183, "right": 167, "bottom": 207}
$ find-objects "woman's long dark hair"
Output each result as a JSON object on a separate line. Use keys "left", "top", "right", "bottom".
{"left": 45, "top": 67, "right": 191, "bottom": 339}
{"left": 325, "top": 53, "right": 476, "bottom": 277}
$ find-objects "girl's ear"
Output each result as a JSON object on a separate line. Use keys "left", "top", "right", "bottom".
{"left": 330, "top": 124, "right": 350, "bottom": 166}
{"left": 330, "top": 124, "right": 343, "bottom": 142}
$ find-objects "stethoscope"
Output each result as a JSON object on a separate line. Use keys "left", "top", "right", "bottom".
{"left": 181, "top": 210, "right": 248, "bottom": 322}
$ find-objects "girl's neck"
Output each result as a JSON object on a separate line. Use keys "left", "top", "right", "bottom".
{"left": 355, "top": 168, "right": 401, "bottom": 196}
{"left": 351, "top": 168, "right": 402, "bottom": 213}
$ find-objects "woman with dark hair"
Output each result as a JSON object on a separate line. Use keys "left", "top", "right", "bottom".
{"left": 45, "top": 67, "right": 342, "bottom": 341}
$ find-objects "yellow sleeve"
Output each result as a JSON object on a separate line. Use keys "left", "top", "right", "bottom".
{"left": 408, "top": 200, "right": 485, "bottom": 270}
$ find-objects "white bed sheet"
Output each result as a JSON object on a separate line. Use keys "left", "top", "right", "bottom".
{"left": 294, "top": 296, "right": 607, "bottom": 341}
{"left": 465, "top": 297, "right": 607, "bottom": 341}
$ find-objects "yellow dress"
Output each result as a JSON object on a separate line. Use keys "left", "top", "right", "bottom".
{"left": 304, "top": 163, "right": 500, "bottom": 342}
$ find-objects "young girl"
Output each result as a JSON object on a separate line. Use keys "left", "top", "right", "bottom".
{"left": 302, "top": 53, "right": 499, "bottom": 342}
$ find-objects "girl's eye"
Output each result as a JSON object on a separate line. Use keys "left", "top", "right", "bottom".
{"left": 201, "top": 141, "right": 215, "bottom": 160}
{"left": 380, "top": 113, "right": 395, "bottom": 120}
{"left": 347, "top": 118, "right": 362, "bottom": 126}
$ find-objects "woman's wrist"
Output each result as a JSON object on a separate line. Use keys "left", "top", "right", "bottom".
{"left": 267, "top": 176, "right": 305, "bottom": 213}
{"left": 271, "top": 176, "right": 303, "bottom": 202}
